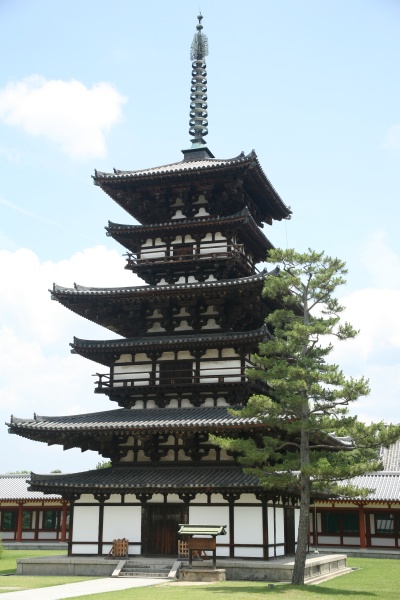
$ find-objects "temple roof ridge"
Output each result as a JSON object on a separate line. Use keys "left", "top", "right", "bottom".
{"left": 106, "top": 206, "right": 254, "bottom": 231}
{"left": 93, "top": 151, "right": 251, "bottom": 181}
{"left": 51, "top": 270, "right": 273, "bottom": 297}
{"left": 7, "top": 406, "right": 263, "bottom": 431}
{"left": 71, "top": 324, "right": 270, "bottom": 349}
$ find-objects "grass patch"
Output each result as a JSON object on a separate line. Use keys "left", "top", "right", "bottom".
{"left": 54, "top": 558, "right": 400, "bottom": 600}
{"left": 0, "top": 549, "right": 97, "bottom": 594}
{"left": 0, "top": 549, "right": 67, "bottom": 575}
{"left": 0, "top": 575, "right": 97, "bottom": 594}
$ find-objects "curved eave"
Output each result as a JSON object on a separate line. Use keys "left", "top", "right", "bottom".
{"left": 71, "top": 326, "right": 270, "bottom": 366}
{"left": 7, "top": 407, "right": 264, "bottom": 437}
{"left": 51, "top": 272, "right": 267, "bottom": 300}
{"left": 106, "top": 208, "right": 274, "bottom": 258}
{"left": 50, "top": 272, "right": 275, "bottom": 337}
{"left": 93, "top": 151, "right": 291, "bottom": 224}
{"left": 29, "top": 465, "right": 262, "bottom": 496}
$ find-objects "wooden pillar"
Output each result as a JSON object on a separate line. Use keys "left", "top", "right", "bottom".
{"left": 223, "top": 493, "right": 240, "bottom": 558}
{"left": 16, "top": 503, "right": 23, "bottom": 541}
{"left": 359, "top": 504, "right": 366, "bottom": 548}
{"left": 61, "top": 502, "right": 68, "bottom": 542}
{"left": 256, "top": 492, "right": 269, "bottom": 560}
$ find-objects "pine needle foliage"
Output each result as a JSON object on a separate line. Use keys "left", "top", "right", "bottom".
{"left": 211, "top": 248, "right": 400, "bottom": 585}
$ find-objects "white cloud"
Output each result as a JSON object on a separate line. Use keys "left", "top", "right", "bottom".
{"left": 0, "top": 246, "right": 140, "bottom": 472}
{"left": 383, "top": 123, "right": 400, "bottom": 154}
{"left": 360, "top": 230, "right": 400, "bottom": 288}
{"left": 0, "top": 76, "right": 126, "bottom": 159}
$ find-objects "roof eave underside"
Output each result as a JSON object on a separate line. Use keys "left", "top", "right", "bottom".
{"left": 71, "top": 326, "right": 269, "bottom": 365}
{"left": 29, "top": 466, "right": 264, "bottom": 495}
{"left": 94, "top": 153, "right": 291, "bottom": 222}
{"left": 8, "top": 407, "right": 264, "bottom": 438}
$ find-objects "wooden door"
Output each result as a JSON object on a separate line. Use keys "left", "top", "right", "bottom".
{"left": 284, "top": 506, "right": 296, "bottom": 555}
{"left": 143, "top": 504, "right": 187, "bottom": 555}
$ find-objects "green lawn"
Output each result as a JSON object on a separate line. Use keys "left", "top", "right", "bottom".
{"left": 0, "top": 555, "right": 399, "bottom": 599}
{"left": 0, "top": 549, "right": 97, "bottom": 593}
{"left": 55, "top": 558, "right": 400, "bottom": 600}
{"left": 0, "top": 549, "right": 67, "bottom": 575}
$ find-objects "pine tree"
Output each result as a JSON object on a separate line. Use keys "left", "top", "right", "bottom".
{"left": 212, "top": 249, "right": 400, "bottom": 585}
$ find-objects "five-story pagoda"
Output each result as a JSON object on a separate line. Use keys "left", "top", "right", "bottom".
{"left": 8, "top": 16, "right": 298, "bottom": 559}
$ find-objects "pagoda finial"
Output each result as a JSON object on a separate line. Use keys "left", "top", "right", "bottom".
{"left": 188, "top": 14, "right": 209, "bottom": 148}
{"left": 182, "top": 14, "right": 214, "bottom": 160}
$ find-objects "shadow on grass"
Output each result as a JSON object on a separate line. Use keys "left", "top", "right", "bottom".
{"left": 208, "top": 584, "right": 375, "bottom": 596}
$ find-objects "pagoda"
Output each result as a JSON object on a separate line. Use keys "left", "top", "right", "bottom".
{"left": 8, "top": 16, "right": 298, "bottom": 559}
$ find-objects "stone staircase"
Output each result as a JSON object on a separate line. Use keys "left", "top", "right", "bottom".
{"left": 115, "top": 559, "right": 175, "bottom": 578}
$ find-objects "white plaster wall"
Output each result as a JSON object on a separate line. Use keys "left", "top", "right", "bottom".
{"left": 114, "top": 362, "right": 151, "bottom": 384}
{"left": 267, "top": 507, "right": 275, "bottom": 545}
{"left": 319, "top": 535, "right": 341, "bottom": 545}
{"left": 295, "top": 508, "right": 300, "bottom": 541}
{"left": 140, "top": 244, "right": 165, "bottom": 260}
{"left": 102, "top": 506, "right": 141, "bottom": 546}
{"left": 75, "top": 494, "right": 95, "bottom": 504}
{"left": 275, "top": 507, "right": 285, "bottom": 544}
{"left": 189, "top": 505, "right": 230, "bottom": 557}
{"left": 71, "top": 543, "right": 98, "bottom": 554}
{"left": 234, "top": 506, "right": 262, "bottom": 544}
{"left": 72, "top": 505, "right": 99, "bottom": 542}
{"left": 235, "top": 494, "right": 260, "bottom": 504}
{"left": 38, "top": 532, "right": 57, "bottom": 539}
{"left": 105, "top": 495, "right": 122, "bottom": 504}
{"left": 369, "top": 514, "right": 375, "bottom": 534}
{"left": 200, "top": 359, "right": 241, "bottom": 383}
{"left": 343, "top": 536, "right": 360, "bottom": 545}
{"left": 371, "top": 538, "right": 395, "bottom": 547}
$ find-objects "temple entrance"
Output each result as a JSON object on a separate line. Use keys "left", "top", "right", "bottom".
{"left": 143, "top": 504, "right": 187, "bottom": 555}
{"left": 284, "top": 506, "right": 296, "bottom": 555}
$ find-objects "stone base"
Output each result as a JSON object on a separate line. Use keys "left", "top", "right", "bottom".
{"left": 179, "top": 568, "right": 226, "bottom": 582}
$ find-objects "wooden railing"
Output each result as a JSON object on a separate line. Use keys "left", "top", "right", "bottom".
{"left": 126, "top": 243, "right": 257, "bottom": 272}
{"left": 94, "top": 364, "right": 252, "bottom": 392}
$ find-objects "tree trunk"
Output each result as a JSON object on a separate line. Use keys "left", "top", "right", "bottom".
{"left": 291, "top": 395, "right": 311, "bottom": 585}
{"left": 291, "top": 470, "right": 311, "bottom": 584}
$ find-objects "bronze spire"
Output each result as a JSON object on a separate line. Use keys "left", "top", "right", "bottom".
{"left": 183, "top": 14, "right": 214, "bottom": 160}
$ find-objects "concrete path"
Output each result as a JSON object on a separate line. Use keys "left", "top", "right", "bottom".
{"left": 1, "top": 577, "right": 170, "bottom": 600}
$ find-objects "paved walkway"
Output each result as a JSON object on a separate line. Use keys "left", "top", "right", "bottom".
{"left": 1, "top": 577, "right": 170, "bottom": 600}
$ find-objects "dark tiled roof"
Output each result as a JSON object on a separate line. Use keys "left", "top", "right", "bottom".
{"left": 8, "top": 407, "right": 261, "bottom": 433}
{"left": 30, "top": 465, "right": 260, "bottom": 494}
{"left": 95, "top": 154, "right": 250, "bottom": 180}
{"left": 51, "top": 272, "right": 266, "bottom": 298}
{"left": 93, "top": 151, "right": 292, "bottom": 223}
{"left": 106, "top": 208, "right": 273, "bottom": 256}
{"left": 342, "top": 472, "right": 400, "bottom": 502}
{"left": 71, "top": 326, "right": 270, "bottom": 364}
{"left": 380, "top": 439, "right": 400, "bottom": 471}
{"left": 0, "top": 474, "right": 61, "bottom": 500}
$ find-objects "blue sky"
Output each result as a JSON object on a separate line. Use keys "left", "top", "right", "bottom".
{"left": 1, "top": 0, "right": 400, "bottom": 473}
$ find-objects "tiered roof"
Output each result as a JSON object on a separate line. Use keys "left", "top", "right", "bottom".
{"left": 93, "top": 151, "right": 292, "bottom": 226}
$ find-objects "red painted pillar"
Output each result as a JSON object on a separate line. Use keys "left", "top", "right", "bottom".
{"left": 359, "top": 505, "right": 366, "bottom": 548}
{"left": 16, "top": 503, "right": 23, "bottom": 541}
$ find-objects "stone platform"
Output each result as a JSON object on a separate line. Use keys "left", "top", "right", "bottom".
{"left": 17, "top": 553, "right": 350, "bottom": 583}
{"left": 180, "top": 568, "right": 226, "bottom": 582}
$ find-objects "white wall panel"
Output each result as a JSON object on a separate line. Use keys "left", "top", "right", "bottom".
{"left": 71, "top": 544, "right": 98, "bottom": 554}
{"left": 234, "top": 506, "right": 262, "bottom": 544}
{"left": 275, "top": 507, "right": 285, "bottom": 544}
{"left": 267, "top": 507, "right": 275, "bottom": 544}
{"left": 189, "top": 505, "right": 230, "bottom": 556}
{"left": 235, "top": 547, "right": 263, "bottom": 558}
{"left": 72, "top": 506, "right": 99, "bottom": 542}
{"left": 103, "top": 506, "right": 141, "bottom": 545}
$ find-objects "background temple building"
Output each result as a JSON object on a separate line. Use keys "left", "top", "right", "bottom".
{"left": 7, "top": 15, "right": 301, "bottom": 559}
